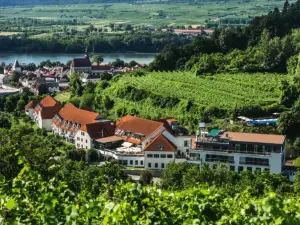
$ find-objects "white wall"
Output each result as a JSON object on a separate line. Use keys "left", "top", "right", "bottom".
{"left": 40, "top": 119, "right": 53, "bottom": 131}
{"left": 144, "top": 151, "right": 175, "bottom": 170}
{"left": 25, "top": 108, "right": 34, "bottom": 119}
{"left": 188, "top": 150, "right": 283, "bottom": 174}
{"left": 75, "top": 131, "right": 92, "bottom": 149}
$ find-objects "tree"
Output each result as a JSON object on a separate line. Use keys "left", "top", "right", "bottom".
{"left": 0, "top": 113, "right": 11, "bottom": 129}
{"left": 293, "top": 138, "right": 300, "bottom": 156}
{"left": 139, "top": 170, "right": 153, "bottom": 186}
{"left": 294, "top": 157, "right": 300, "bottom": 167}
{"left": 92, "top": 55, "right": 104, "bottom": 64}
{"left": 69, "top": 72, "right": 83, "bottom": 97}
{"left": 294, "top": 171, "right": 300, "bottom": 192}
{"left": 110, "top": 58, "right": 125, "bottom": 68}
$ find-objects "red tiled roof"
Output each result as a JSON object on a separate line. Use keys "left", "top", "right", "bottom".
{"left": 39, "top": 96, "right": 58, "bottom": 107}
{"left": 92, "top": 62, "right": 111, "bottom": 71}
{"left": 174, "top": 29, "right": 201, "bottom": 33}
{"left": 144, "top": 134, "right": 176, "bottom": 152}
{"left": 54, "top": 103, "right": 100, "bottom": 128}
{"left": 96, "top": 135, "right": 123, "bottom": 143}
{"left": 81, "top": 121, "right": 115, "bottom": 139}
{"left": 25, "top": 100, "right": 38, "bottom": 109}
{"left": 34, "top": 96, "right": 62, "bottom": 119}
{"left": 72, "top": 55, "right": 91, "bottom": 67}
{"left": 115, "top": 115, "right": 164, "bottom": 144}
{"left": 220, "top": 132, "right": 286, "bottom": 145}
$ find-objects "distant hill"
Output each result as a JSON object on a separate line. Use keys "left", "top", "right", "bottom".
{"left": 0, "top": 0, "right": 243, "bottom": 6}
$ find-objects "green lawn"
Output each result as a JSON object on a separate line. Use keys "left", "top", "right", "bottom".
{"left": 55, "top": 92, "right": 71, "bottom": 103}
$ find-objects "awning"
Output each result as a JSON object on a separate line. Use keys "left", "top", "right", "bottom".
{"left": 96, "top": 136, "right": 123, "bottom": 143}
{"left": 209, "top": 129, "right": 221, "bottom": 137}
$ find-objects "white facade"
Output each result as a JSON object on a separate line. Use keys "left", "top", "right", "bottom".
{"left": 163, "top": 132, "right": 192, "bottom": 157}
{"left": 33, "top": 111, "right": 53, "bottom": 131}
{"left": 70, "top": 67, "right": 91, "bottom": 73}
{"left": 25, "top": 108, "right": 34, "bottom": 119}
{"left": 144, "top": 151, "right": 175, "bottom": 170}
{"left": 74, "top": 131, "right": 92, "bottom": 149}
{"left": 188, "top": 150, "right": 284, "bottom": 174}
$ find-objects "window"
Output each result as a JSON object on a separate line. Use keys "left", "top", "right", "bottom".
{"left": 81, "top": 132, "right": 85, "bottom": 136}
{"left": 148, "top": 163, "right": 151, "bottom": 168}
{"left": 140, "top": 160, "right": 143, "bottom": 165}
{"left": 86, "top": 140, "right": 87, "bottom": 143}
{"left": 238, "top": 166, "right": 243, "bottom": 173}
{"left": 147, "top": 154, "right": 153, "bottom": 158}
{"left": 157, "top": 144, "right": 164, "bottom": 151}
{"left": 247, "top": 167, "right": 252, "bottom": 172}
{"left": 77, "top": 137, "right": 80, "bottom": 141}
{"left": 135, "top": 160, "right": 138, "bottom": 165}
{"left": 230, "top": 166, "right": 235, "bottom": 171}
{"left": 154, "top": 154, "right": 159, "bottom": 158}
{"left": 161, "top": 154, "right": 166, "bottom": 158}
{"left": 81, "top": 138, "right": 83, "bottom": 142}
{"left": 155, "top": 163, "right": 158, "bottom": 168}
{"left": 167, "top": 154, "right": 173, "bottom": 158}
{"left": 161, "top": 163, "right": 165, "bottom": 169}
{"left": 235, "top": 144, "right": 240, "bottom": 151}
{"left": 130, "top": 160, "right": 133, "bottom": 165}
{"left": 184, "top": 140, "right": 189, "bottom": 147}
{"left": 123, "top": 160, "right": 128, "bottom": 166}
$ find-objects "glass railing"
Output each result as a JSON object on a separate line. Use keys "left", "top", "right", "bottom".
{"left": 192, "top": 148, "right": 273, "bottom": 155}
{"left": 239, "top": 161, "right": 269, "bottom": 166}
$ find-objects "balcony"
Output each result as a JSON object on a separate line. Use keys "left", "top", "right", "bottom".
{"left": 192, "top": 148, "right": 273, "bottom": 156}
{"left": 239, "top": 161, "right": 269, "bottom": 166}
{"left": 205, "top": 158, "right": 234, "bottom": 164}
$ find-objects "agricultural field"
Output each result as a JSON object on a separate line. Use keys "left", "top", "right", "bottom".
{"left": 102, "top": 72, "right": 292, "bottom": 126}
{"left": 0, "top": 0, "right": 295, "bottom": 31}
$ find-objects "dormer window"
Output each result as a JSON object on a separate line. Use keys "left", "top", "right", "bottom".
{"left": 123, "top": 131, "right": 131, "bottom": 137}
{"left": 133, "top": 133, "right": 145, "bottom": 140}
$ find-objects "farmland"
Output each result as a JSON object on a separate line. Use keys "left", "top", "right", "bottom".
{"left": 101, "top": 72, "right": 292, "bottom": 127}
{"left": 0, "top": 0, "right": 295, "bottom": 31}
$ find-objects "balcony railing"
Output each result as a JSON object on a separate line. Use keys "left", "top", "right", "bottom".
{"left": 239, "top": 161, "right": 269, "bottom": 166}
{"left": 192, "top": 148, "right": 274, "bottom": 156}
{"left": 205, "top": 158, "right": 234, "bottom": 163}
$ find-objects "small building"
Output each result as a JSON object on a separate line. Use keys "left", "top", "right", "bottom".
{"left": 52, "top": 103, "right": 103, "bottom": 143}
{"left": 189, "top": 130, "right": 286, "bottom": 174}
{"left": 32, "top": 96, "right": 62, "bottom": 131}
{"left": 25, "top": 100, "right": 38, "bottom": 119}
{"left": 91, "top": 62, "right": 111, "bottom": 74}
{"left": 70, "top": 54, "right": 92, "bottom": 73}
{"left": 144, "top": 134, "right": 177, "bottom": 170}
{"left": 12, "top": 59, "right": 21, "bottom": 73}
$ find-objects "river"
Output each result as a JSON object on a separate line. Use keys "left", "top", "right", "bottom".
{"left": 0, "top": 52, "right": 157, "bottom": 65}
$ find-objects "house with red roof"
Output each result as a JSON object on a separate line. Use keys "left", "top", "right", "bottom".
{"left": 52, "top": 103, "right": 114, "bottom": 146}
{"left": 95, "top": 115, "right": 190, "bottom": 169}
{"left": 32, "top": 96, "right": 62, "bottom": 131}
{"left": 70, "top": 54, "right": 92, "bottom": 74}
{"left": 25, "top": 100, "right": 38, "bottom": 119}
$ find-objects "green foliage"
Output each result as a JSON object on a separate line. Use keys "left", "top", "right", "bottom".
{"left": 69, "top": 72, "right": 83, "bottom": 97}
{"left": 139, "top": 170, "right": 153, "bottom": 186}
{"left": 294, "top": 157, "right": 300, "bottom": 167}
{"left": 92, "top": 55, "right": 104, "bottom": 64}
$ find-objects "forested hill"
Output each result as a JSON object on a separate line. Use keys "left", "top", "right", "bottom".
{"left": 0, "top": 0, "right": 250, "bottom": 6}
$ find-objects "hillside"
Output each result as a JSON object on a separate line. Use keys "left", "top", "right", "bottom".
{"left": 0, "top": 0, "right": 256, "bottom": 6}
{"left": 100, "top": 72, "right": 291, "bottom": 129}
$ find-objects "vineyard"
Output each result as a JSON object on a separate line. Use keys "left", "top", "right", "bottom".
{"left": 103, "top": 72, "right": 292, "bottom": 125}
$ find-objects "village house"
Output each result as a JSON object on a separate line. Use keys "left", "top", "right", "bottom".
{"left": 31, "top": 96, "right": 62, "bottom": 131}
{"left": 52, "top": 103, "right": 114, "bottom": 145}
{"left": 70, "top": 54, "right": 92, "bottom": 73}
{"left": 189, "top": 129, "right": 286, "bottom": 174}
{"left": 173, "top": 29, "right": 214, "bottom": 37}
{"left": 94, "top": 115, "right": 191, "bottom": 169}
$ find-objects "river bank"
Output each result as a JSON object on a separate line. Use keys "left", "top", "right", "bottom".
{"left": 0, "top": 52, "right": 157, "bottom": 65}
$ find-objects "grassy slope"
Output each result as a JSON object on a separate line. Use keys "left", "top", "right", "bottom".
{"left": 0, "top": 1, "right": 294, "bottom": 28}
{"left": 103, "top": 72, "right": 292, "bottom": 121}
